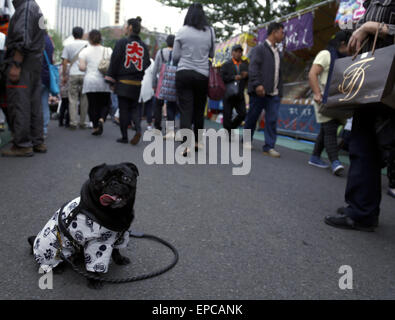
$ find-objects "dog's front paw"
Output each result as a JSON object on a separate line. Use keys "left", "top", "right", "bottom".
{"left": 87, "top": 278, "right": 104, "bottom": 290}
{"left": 112, "top": 249, "right": 131, "bottom": 266}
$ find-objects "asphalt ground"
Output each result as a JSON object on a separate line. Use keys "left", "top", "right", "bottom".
{"left": 0, "top": 119, "right": 394, "bottom": 299}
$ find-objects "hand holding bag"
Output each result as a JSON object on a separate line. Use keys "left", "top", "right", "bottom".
{"left": 320, "top": 24, "right": 395, "bottom": 118}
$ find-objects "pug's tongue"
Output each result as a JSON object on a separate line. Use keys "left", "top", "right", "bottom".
{"left": 100, "top": 194, "right": 118, "bottom": 206}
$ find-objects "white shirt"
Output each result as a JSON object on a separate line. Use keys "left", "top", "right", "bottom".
{"left": 61, "top": 39, "right": 89, "bottom": 76}
{"left": 139, "top": 58, "right": 155, "bottom": 103}
{"left": 266, "top": 39, "right": 280, "bottom": 96}
{"left": 79, "top": 45, "right": 113, "bottom": 94}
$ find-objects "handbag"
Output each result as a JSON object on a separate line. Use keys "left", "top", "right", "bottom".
{"left": 320, "top": 25, "right": 395, "bottom": 118}
{"left": 98, "top": 47, "right": 111, "bottom": 76}
{"left": 225, "top": 64, "right": 241, "bottom": 99}
{"left": 155, "top": 50, "right": 177, "bottom": 102}
{"left": 43, "top": 51, "right": 60, "bottom": 96}
{"left": 208, "top": 28, "right": 225, "bottom": 101}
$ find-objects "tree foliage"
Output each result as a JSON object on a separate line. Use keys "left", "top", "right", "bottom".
{"left": 48, "top": 29, "right": 64, "bottom": 64}
{"left": 156, "top": 0, "right": 327, "bottom": 40}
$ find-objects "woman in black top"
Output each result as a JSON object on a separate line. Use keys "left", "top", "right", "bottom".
{"left": 106, "top": 17, "right": 151, "bottom": 145}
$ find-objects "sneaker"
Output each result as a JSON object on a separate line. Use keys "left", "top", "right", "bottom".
{"left": 263, "top": 148, "right": 281, "bottom": 158}
{"left": 331, "top": 160, "right": 345, "bottom": 176}
{"left": 130, "top": 133, "right": 142, "bottom": 145}
{"left": 33, "top": 144, "right": 47, "bottom": 153}
{"left": 69, "top": 125, "right": 77, "bottom": 131}
{"left": 243, "top": 141, "right": 253, "bottom": 150}
{"left": 1, "top": 146, "right": 34, "bottom": 157}
{"left": 308, "top": 155, "right": 329, "bottom": 169}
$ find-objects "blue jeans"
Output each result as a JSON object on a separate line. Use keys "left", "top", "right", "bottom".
{"left": 110, "top": 93, "right": 119, "bottom": 117}
{"left": 244, "top": 94, "right": 281, "bottom": 152}
{"left": 41, "top": 84, "right": 50, "bottom": 135}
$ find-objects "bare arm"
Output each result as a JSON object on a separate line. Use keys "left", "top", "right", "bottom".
{"left": 308, "top": 64, "right": 324, "bottom": 103}
{"left": 79, "top": 57, "right": 86, "bottom": 72}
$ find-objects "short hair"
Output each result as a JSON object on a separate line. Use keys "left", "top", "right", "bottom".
{"left": 88, "top": 30, "right": 102, "bottom": 45}
{"left": 128, "top": 17, "right": 142, "bottom": 35}
{"left": 72, "top": 27, "right": 84, "bottom": 39}
{"left": 166, "top": 35, "right": 175, "bottom": 48}
{"left": 267, "top": 22, "right": 284, "bottom": 36}
{"left": 184, "top": 2, "right": 209, "bottom": 31}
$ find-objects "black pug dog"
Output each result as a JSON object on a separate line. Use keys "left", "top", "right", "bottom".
{"left": 28, "top": 162, "right": 139, "bottom": 289}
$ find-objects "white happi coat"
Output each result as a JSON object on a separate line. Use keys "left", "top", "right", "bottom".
{"left": 33, "top": 197, "right": 132, "bottom": 273}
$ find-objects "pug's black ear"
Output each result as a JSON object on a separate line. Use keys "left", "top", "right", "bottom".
{"left": 122, "top": 162, "right": 139, "bottom": 177}
{"left": 89, "top": 163, "right": 107, "bottom": 181}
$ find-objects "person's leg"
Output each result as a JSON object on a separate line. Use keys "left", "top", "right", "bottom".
{"left": 222, "top": 97, "right": 233, "bottom": 134}
{"left": 99, "top": 93, "right": 111, "bottom": 122}
{"left": 41, "top": 84, "right": 50, "bottom": 136}
{"left": 262, "top": 95, "right": 280, "bottom": 152}
{"left": 154, "top": 98, "right": 164, "bottom": 130}
{"left": 388, "top": 150, "right": 395, "bottom": 190}
{"left": 176, "top": 70, "right": 195, "bottom": 145}
{"left": 118, "top": 96, "right": 131, "bottom": 140}
{"left": 30, "top": 70, "right": 45, "bottom": 148}
{"left": 145, "top": 98, "right": 153, "bottom": 126}
{"left": 312, "top": 125, "right": 325, "bottom": 158}
{"left": 86, "top": 93, "right": 99, "bottom": 129}
{"left": 192, "top": 72, "right": 208, "bottom": 143}
{"left": 5, "top": 67, "right": 33, "bottom": 148}
{"left": 79, "top": 76, "right": 88, "bottom": 127}
{"left": 67, "top": 76, "right": 80, "bottom": 128}
{"left": 344, "top": 109, "right": 382, "bottom": 224}
{"left": 322, "top": 119, "right": 341, "bottom": 163}
{"left": 232, "top": 95, "right": 247, "bottom": 130}
{"left": 243, "top": 94, "right": 265, "bottom": 139}
{"left": 130, "top": 99, "right": 142, "bottom": 134}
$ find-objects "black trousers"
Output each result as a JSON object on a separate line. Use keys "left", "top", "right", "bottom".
{"left": 312, "top": 119, "right": 341, "bottom": 163}
{"left": 175, "top": 70, "right": 208, "bottom": 142}
{"left": 87, "top": 92, "right": 110, "bottom": 129}
{"left": 388, "top": 151, "right": 395, "bottom": 189}
{"left": 59, "top": 98, "right": 70, "bottom": 126}
{"left": 118, "top": 96, "right": 141, "bottom": 140}
{"left": 222, "top": 94, "right": 246, "bottom": 133}
{"left": 343, "top": 108, "right": 385, "bottom": 223}
{"left": 6, "top": 60, "right": 43, "bottom": 148}
{"left": 154, "top": 98, "right": 178, "bottom": 131}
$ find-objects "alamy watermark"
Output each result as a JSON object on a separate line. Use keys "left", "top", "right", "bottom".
{"left": 142, "top": 122, "right": 252, "bottom": 176}
{"left": 38, "top": 267, "right": 53, "bottom": 290}
{"left": 338, "top": 265, "right": 353, "bottom": 290}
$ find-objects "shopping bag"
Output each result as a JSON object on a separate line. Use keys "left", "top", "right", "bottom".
{"left": 155, "top": 51, "right": 177, "bottom": 102}
{"left": 44, "top": 51, "right": 60, "bottom": 96}
{"left": 320, "top": 26, "right": 395, "bottom": 118}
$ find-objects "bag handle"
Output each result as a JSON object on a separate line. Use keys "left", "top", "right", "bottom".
{"left": 70, "top": 44, "right": 88, "bottom": 66}
{"left": 43, "top": 50, "right": 51, "bottom": 67}
{"left": 352, "top": 22, "right": 384, "bottom": 60}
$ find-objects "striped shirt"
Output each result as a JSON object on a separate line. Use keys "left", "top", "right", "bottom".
{"left": 356, "top": 0, "right": 395, "bottom": 52}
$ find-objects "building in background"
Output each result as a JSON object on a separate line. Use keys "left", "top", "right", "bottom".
{"left": 56, "top": 0, "right": 103, "bottom": 39}
{"left": 102, "top": 0, "right": 126, "bottom": 27}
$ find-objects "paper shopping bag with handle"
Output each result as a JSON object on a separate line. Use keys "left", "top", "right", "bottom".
{"left": 320, "top": 26, "right": 395, "bottom": 118}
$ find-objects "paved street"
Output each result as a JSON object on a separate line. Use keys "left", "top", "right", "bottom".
{"left": 0, "top": 119, "right": 394, "bottom": 300}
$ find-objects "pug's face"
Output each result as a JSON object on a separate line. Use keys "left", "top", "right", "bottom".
{"left": 89, "top": 163, "right": 139, "bottom": 209}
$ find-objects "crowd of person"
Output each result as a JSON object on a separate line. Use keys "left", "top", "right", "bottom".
{"left": 0, "top": 0, "right": 394, "bottom": 232}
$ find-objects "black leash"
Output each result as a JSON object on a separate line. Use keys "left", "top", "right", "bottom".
{"left": 57, "top": 206, "right": 179, "bottom": 284}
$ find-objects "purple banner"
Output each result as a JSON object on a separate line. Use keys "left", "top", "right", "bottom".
{"left": 258, "top": 12, "right": 314, "bottom": 52}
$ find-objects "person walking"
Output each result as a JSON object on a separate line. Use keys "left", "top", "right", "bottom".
{"left": 244, "top": 22, "right": 285, "bottom": 158}
{"left": 220, "top": 44, "right": 248, "bottom": 140}
{"left": 324, "top": 0, "right": 395, "bottom": 231}
{"left": 41, "top": 31, "right": 54, "bottom": 138}
{"left": 152, "top": 34, "right": 178, "bottom": 135}
{"left": 106, "top": 17, "right": 151, "bottom": 145}
{"left": 308, "top": 31, "right": 350, "bottom": 176}
{"left": 1, "top": 0, "right": 46, "bottom": 157}
{"left": 173, "top": 3, "right": 215, "bottom": 155}
{"left": 79, "top": 30, "right": 112, "bottom": 136}
{"left": 61, "top": 26, "right": 88, "bottom": 130}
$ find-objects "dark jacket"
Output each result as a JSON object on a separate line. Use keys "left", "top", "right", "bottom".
{"left": 220, "top": 58, "right": 249, "bottom": 97}
{"left": 41, "top": 33, "right": 54, "bottom": 89}
{"left": 107, "top": 34, "right": 151, "bottom": 100}
{"left": 5, "top": 0, "right": 45, "bottom": 67}
{"left": 247, "top": 41, "right": 283, "bottom": 97}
